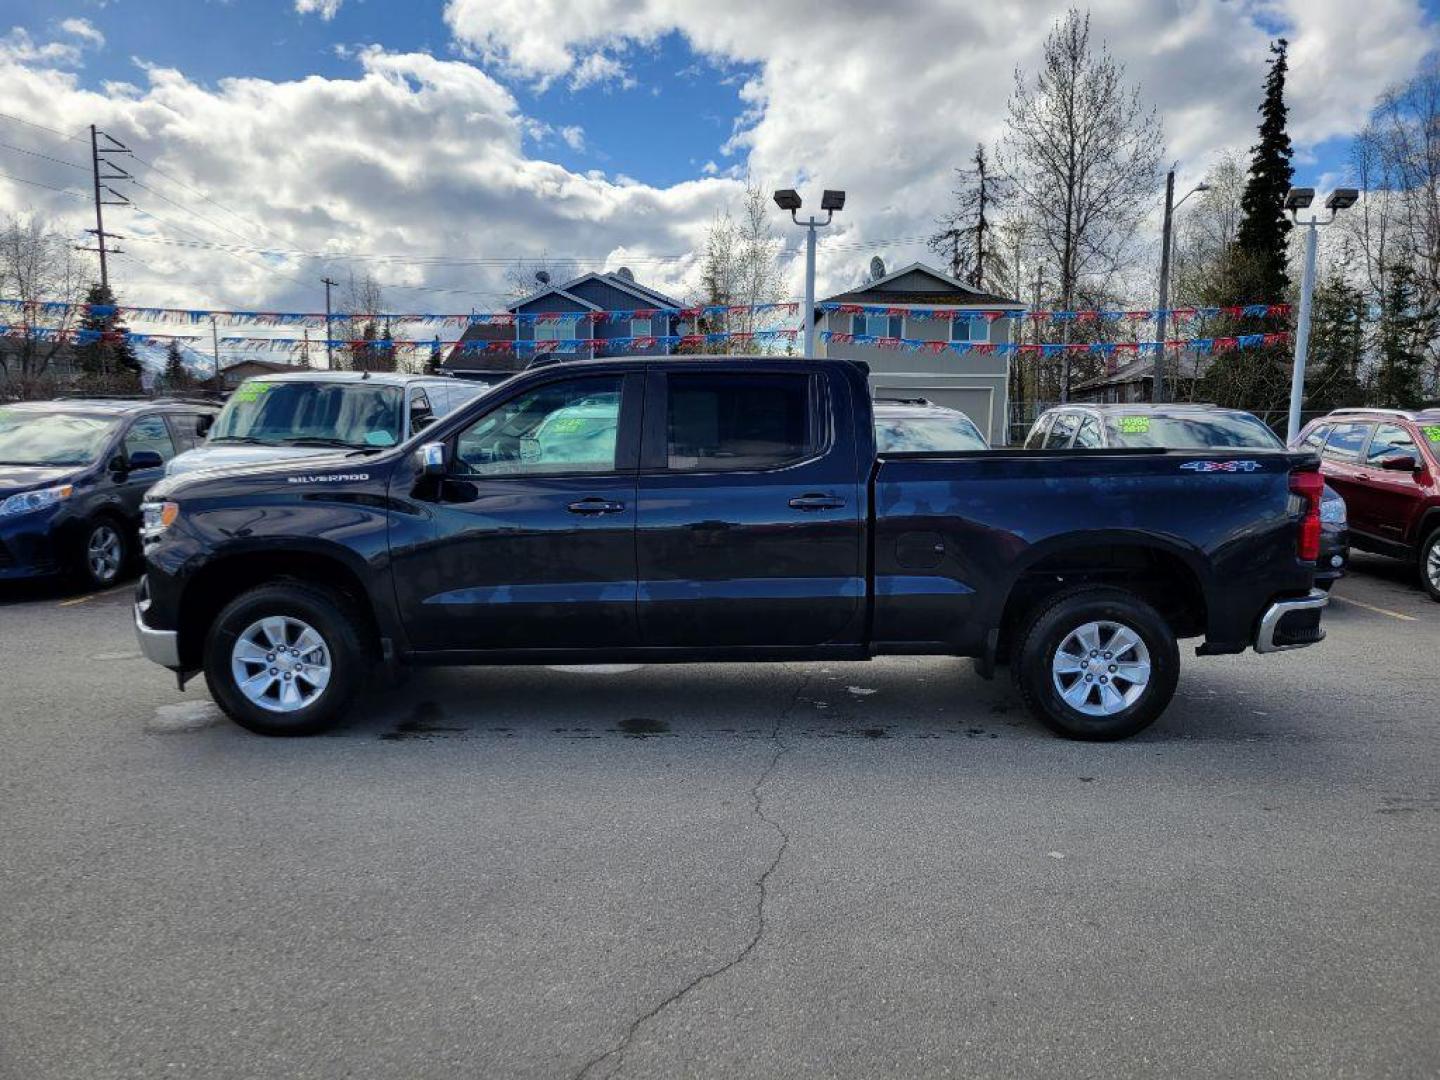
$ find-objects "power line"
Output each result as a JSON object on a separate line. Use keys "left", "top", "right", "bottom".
{"left": 0, "top": 111, "right": 88, "bottom": 144}
{"left": 0, "top": 168, "right": 90, "bottom": 200}
{"left": 0, "top": 139, "right": 89, "bottom": 171}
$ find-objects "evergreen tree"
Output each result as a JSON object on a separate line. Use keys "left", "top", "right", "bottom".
{"left": 1374, "top": 262, "right": 1429, "bottom": 408}
{"left": 1233, "top": 39, "right": 1294, "bottom": 303}
{"left": 74, "top": 283, "right": 141, "bottom": 384}
{"left": 161, "top": 339, "right": 192, "bottom": 391}
{"left": 1305, "top": 270, "right": 1366, "bottom": 412}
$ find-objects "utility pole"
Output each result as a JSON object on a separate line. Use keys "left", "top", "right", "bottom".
{"left": 211, "top": 316, "right": 221, "bottom": 388}
{"left": 1154, "top": 170, "right": 1176, "bottom": 404}
{"left": 78, "top": 125, "right": 132, "bottom": 290}
{"left": 322, "top": 277, "right": 338, "bottom": 369}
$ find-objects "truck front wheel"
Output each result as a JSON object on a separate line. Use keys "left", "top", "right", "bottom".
{"left": 1012, "top": 587, "right": 1179, "bottom": 741}
{"left": 203, "top": 581, "right": 368, "bottom": 736}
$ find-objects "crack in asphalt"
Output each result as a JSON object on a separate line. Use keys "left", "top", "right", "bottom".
{"left": 571, "top": 670, "right": 809, "bottom": 1080}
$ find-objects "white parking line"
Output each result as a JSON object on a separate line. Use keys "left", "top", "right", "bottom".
{"left": 1328, "top": 594, "right": 1418, "bottom": 622}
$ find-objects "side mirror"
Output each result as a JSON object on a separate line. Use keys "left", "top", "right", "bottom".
{"left": 418, "top": 442, "right": 447, "bottom": 476}
{"left": 412, "top": 414, "right": 436, "bottom": 432}
{"left": 196, "top": 415, "right": 214, "bottom": 437}
{"left": 128, "top": 450, "right": 165, "bottom": 471}
{"left": 1379, "top": 454, "right": 1419, "bottom": 472}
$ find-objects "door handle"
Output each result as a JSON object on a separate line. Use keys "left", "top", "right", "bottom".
{"left": 788, "top": 493, "right": 845, "bottom": 511}
{"left": 567, "top": 498, "right": 626, "bottom": 515}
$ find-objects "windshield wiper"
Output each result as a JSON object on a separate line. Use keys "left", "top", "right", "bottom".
{"left": 209, "top": 435, "right": 271, "bottom": 445}
{"left": 285, "top": 437, "right": 363, "bottom": 449}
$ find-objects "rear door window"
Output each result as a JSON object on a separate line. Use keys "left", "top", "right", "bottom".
{"left": 1023, "top": 415, "right": 1052, "bottom": 449}
{"left": 165, "top": 412, "right": 211, "bottom": 452}
{"left": 664, "top": 373, "right": 816, "bottom": 471}
{"left": 1044, "top": 412, "right": 1078, "bottom": 449}
{"left": 1322, "top": 422, "right": 1372, "bottom": 462}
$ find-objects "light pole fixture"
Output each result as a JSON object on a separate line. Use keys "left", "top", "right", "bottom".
{"left": 774, "top": 187, "right": 845, "bottom": 355}
{"left": 1286, "top": 186, "right": 1359, "bottom": 443}
{"left": 1154, "top": 169, "right": 1210, "bottom": 403}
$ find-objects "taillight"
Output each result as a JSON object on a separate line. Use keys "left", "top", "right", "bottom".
{"left": 1289, "top": 469, "right": 1323, "bottom": 561}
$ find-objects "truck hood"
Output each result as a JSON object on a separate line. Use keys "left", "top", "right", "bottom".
{"left": 166, "top": 444, "right": 344, "bottom": 476}
{"left": 149, "top": 450, "right": 375, "bottom": 500}
{"left": 0, "top": 463, "right": 80, "bottom": 496}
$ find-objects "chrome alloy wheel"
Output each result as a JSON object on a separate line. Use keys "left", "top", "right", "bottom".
{"left": 87, "top": 524, "right": 123, "bottom": 583}
{"left": 1427, "top": 539, "right": 1440, "bottom": 590}
{"left": 1051, "top": 620, "right": 1152, "bottom": 717}
{"left": 230, "top": 616, "right": 332, "bottom": 713}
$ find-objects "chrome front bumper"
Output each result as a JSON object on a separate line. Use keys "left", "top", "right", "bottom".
{"left": 134, "top": 598, "right": 181, "bottom": 669}
{"left": 1254, "top": 589, "right": 1329, "bottom": 654}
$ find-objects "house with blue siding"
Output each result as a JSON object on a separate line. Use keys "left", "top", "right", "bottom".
{"left": 443, "top": 270, "right": 684, "bottom": 376}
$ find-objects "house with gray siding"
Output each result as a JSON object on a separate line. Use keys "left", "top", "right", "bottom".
{"left": 444, "top": 270, "right": 683, "bottom": 377}
{"left": 816, "top": 262, "right": 1025, "bottom": 444}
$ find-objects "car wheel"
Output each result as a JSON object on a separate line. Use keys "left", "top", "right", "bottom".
{"left": 1420, "top": 529, "right": 1440, "bottom": 603}
{"left": 76, "top": 517, "right": 129, "bottom": 589}
{"left": 1012, "top": 586, "right": 1180, "bottom": 741}
{"left": 203, "top": 581, "right": 368, "bottom": 736}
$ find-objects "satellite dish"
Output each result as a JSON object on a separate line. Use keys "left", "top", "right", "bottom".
{"left": 868, "top": 256, "right": 886, "bottom": 282}
{"left": 615, "top": 266, "right": 635, "bottom": 283}
{"left": 535, "top": 270, "right": 551, "bottom": 285}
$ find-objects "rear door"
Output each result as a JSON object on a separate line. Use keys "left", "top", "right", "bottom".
{"left": 635, "top": 365, "right": 864, "bottom": 647}
{"left": 1321, "top": 421, "right": 1376, "bottom": 534}
{"left": 393, "top": 371, "right": 643, "bottom": 651}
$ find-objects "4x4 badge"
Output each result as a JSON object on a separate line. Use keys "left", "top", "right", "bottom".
{"left": 1179, "top": 460, "right": 1261, "bottom": 473}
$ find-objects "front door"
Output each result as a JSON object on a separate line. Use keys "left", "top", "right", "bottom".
{"left": 393, "top": 373, "right": 642, "bottom": 652}
{"left": 117, "top": 414, "right": 177, "bottom": 513}
{"left": 635, "top": 366, "right": 864, "bottom": 648}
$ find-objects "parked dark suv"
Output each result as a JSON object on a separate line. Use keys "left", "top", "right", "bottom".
{"left": 1293, "top": 408, "right": 1440, "bottom": 600}
{"left": 1026, "top": 403, "right": 1350, "bottom": 588}
{"left": 0, "top": 397, "right": 218, "bottom": 589}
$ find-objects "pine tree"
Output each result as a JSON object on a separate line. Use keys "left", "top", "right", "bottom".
{"left": 1374, "top": 262, "right": 1429, "bottom": 408}
{"left": 1233, "top": 40, "right": 1294, "bottom": 303}
{"left": 1305, "top": 270, "right": 1366, "bottom": 412}
{"left": 74, "top": 282, "right": 141, "bottom": 386}
{"left": 162, "top": 339, "right": 192, "bottom": 391}
{"left": 929, "top": 145, "right": 1009, "bottom": 289}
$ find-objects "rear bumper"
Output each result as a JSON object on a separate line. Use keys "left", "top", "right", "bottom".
{"left": 134, "top": 586, "right": 180, "bottom": 669}
{"left": 1254, "top": 589, "right": 1328, "bottom": 654}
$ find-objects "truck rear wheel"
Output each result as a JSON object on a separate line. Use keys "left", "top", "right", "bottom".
{"left": 203, "top": 581, "right": 367, "bottom": 736}
{"left": 1012, "top": 587, "right": 1179, "bottom": 741}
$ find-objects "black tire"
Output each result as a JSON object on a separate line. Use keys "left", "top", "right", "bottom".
{"left": 1011, "top": 586, "right": 1180, "bottom": 741}
{"left": 203, "top": 581, "right": 369, "bottom": 736}
{"left": 1420, "top": 528, "right": 1440, "bottom": 603}
{"left": 72, "top": 515, "right": 131, "bottom": 590}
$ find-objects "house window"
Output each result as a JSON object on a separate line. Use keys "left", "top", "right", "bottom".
{"left": 854, "top": 314, "right": 901, "bottom": 338}
{"left": 631, "top": 317, "right": 653, "bottom": 338}
{"left": 951, "top": 316, "right": 989, "bottom": 343}
{"left": 532, "top": 318, "right": 576, "bottom": 344}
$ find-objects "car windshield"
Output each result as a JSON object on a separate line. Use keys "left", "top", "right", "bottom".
{"left": 0, "top": 409, "right": 117, "bottom": 467}
{"left": 875, "top": 414, "right": 988, "bottom": 452}
{"left": 1104, "top": 412, "right": 1282, "bottom": 449}
{"left": 209, "top": 381, "right": 404, "bottom": 449}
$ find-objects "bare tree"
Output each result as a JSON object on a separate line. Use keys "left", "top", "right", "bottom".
{"left": 0, "top": 214, "right": 87, "bottom": 381}
{"left": 695, "top": 183, "right": 785, "bottom": 352}
{"left": 1171, "top": 153, "right": 1248, "bottom": 304}
{"left": 998, "top": 7, "right": 1164, "bottom": 397}
{"left": 503, "top": 256, "right": 579, "bottom": 303}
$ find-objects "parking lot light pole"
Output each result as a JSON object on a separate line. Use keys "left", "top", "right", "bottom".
{"left": 1153, "top": 171, "right": 1208, "bottom": 404}
{"left": 774, "top": 188, "right": 845, "bottom": 356}
{"left": 1285, "top": 187, "right": 1357, "bottom": 443}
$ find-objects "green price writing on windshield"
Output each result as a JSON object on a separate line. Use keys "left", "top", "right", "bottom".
{"left": 233, "top": 381, "right": 276, "bottom": 403}
{"left": 1424, "top": 425, "right": 1440, "bottom": 444}
{"left": 1118, "top": 416, "right": 1151, "bottom": 434}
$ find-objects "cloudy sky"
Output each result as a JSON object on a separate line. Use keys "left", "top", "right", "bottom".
{"left": 0, "top": 0, "right": 1435, "bottom": 326}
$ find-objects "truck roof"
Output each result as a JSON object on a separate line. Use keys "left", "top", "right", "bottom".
{"left": 235, "top": 371, "right": 478, "bottom": 388}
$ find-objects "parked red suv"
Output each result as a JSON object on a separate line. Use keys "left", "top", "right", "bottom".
{"left": 1293, "top": 409, "right": 1440, "bottom": 600}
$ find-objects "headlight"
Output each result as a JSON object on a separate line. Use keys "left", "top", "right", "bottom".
{"left": 141, "top": 500, "right": 180, "bottom": 537}
{"left": 1319, "top": 495, "right": 1346, "bottom": 524}
{"left": 0, "top": 484, "right": 73, "bottom": 517}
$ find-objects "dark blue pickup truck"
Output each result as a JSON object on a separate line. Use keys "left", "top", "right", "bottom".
{"left": 134, "top": 357, "right": 1328, "bottom": 740}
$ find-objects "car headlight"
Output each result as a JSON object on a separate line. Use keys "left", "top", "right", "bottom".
{"left": 141, "top": 500, "right": 180, "bottom": 538}
{"left": 0, "top": 484, "right": 73, "bottom": 517}
{"left": 1320, "top": 495, "right": 1346, "bottom": 524}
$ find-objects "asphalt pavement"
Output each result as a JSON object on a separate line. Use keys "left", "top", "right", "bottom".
{"left": 1, "top": 559, "right": 1437, "bottom": 1079}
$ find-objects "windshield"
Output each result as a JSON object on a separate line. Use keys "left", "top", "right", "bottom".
{"left": 875, "top": 413, "right": 988, "bottom": 453}
{"left": 1104, "top": 413, "right": 1282, "bottom": 449}
{"left": 0, "top": 409, "right": 117, "bottom": 467}
{"left": 209, "top": 381, "right": 404, "bottom": 449}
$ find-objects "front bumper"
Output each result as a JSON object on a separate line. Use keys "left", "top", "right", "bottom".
{"left": 135, "top": 592, "right": 181, "bottom": 669}
{"left": 1254, "top": 589, "right": 1328, "bottom": 654}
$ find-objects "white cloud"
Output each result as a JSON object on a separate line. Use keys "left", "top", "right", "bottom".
{"left": 58, "top": 18, "right": 105, "bottom": 48}
{"left": 295, "top": 0, "right": 344, "bottom": 21}
{"left": 568, "top": 52, "right": 636, "bottom": 92}
{"left": 0, "top": 28, "right": 84, "bottom": 66}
